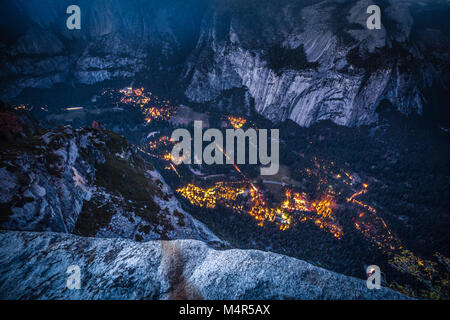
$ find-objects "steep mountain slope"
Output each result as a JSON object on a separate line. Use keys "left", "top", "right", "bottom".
{"left": 183, "top": 0, "right": 449, "bottom": 126}
{"left": 0, "top": 231, "right": 407, "bottom": 300}
{"left": 1, "top": 0, "right": 448, "bottom": 127}
{"left": 0, "top": 0, "right": 207, "bottom": 98}
{"left": 0, "top": 106, "right": 222, "bottom": 246}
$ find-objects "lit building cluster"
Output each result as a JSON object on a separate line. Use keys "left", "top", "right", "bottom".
{"left": 176, "top": 182, "right": 245, "bottom": 211}
{"left": 13, "top": 104, "right": 33, "bottom": 111}
{"left": 137, "top": 135, "right": 182, "bottom": 176}
{"left": 248, "top": 188, "right": 278, "bottom": 227}
{"left": 177, "top": 181, "right": 344, "bottom": 235}
{"left": 227, "top": 116, "right": 247, "bottom": 129}
{"left": 147, "top": 136, "right": 174, "bottom": 151}
{"left": 282, "top": 189, "right": 310, "bottom": 212}
{"left": 281, "top": 192, "right": 343, "bottom": 239}
{"left": 139, "top": 135, "right": 175, "bottom": 160}
{"left": 102, "top": 87, "right": 177, "bottom": 123}
{"left": 143, "top": 106, "right": 174, "bottom": 124}
{"left": 307, "top": 195, "right": 343, "bottom": 238}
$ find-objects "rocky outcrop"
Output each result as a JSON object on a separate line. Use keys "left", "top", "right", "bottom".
{"left": 0, "top": 231, "right": 407, "bottom": 300}
{"left": 0, "top": 110, "right": 222, "bottom": 246}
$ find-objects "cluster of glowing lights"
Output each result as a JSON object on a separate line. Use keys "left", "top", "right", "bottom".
{"left": 176, "top": 182, "right": 245, "bottom": 211}
{"left": 138, "top": 135, "right": 175, "bottom": 160}
{"left": 308, "top": 195, "right": 343, "bottom": 238}
{"left": 248, "top": 188, "right": 286, "bottom": 229}
{"left": 177, "top": 181, "right": 343, "bottom": 236}
{"left": 281, "top": 189, "right": 310, "bottom": 212}
{"left": 227, "top": 116, "right": 247, "bottom": 129}
{"left": 13, "top": 104, "right": 33, "bottom": 111}
{"left": 144, "top": 107, "right": 174, "bottom": 124}
{"left": 163, "top": 153, "right": 173, "bottom": 161}
{"left": 137, "top": 135, "right": 182, "bottom": 177}
{"left": 103, "top": 87, "right": 177, "bottom": 123}
{"left": 147, "top": 136, "right": 174, "bottom": 151}
{"left": 13, "top": 104, "right": 48, "bottom": 112}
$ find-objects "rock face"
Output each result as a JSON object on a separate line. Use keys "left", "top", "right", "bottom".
{"left": 1, "top": 0, "right": 449, "bottom": 127}
{"left": 0, "top": 231, "right": 407, "bottom": 300}
{"left": 0, "top": 0, "right": 207, "bottom": 98}
{"left": 0, "top": 109, "right": 222, "bottom": 246}
{"left": 0, "top": 0, "right": 447, "bottom": 126}
{"left": 182, "top": 0, "right": 449, "bottom": 127}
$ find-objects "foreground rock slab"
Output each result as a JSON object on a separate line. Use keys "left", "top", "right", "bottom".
{"left": 0, "top": 231, "right": 407, "bottom": 300}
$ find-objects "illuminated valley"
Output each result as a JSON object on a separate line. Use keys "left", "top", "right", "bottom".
{"left": 2, "top": 0, "right": 450, "bottom": 302}
{"left": 9, "top": 85, "right": 449, "bottom": 299}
